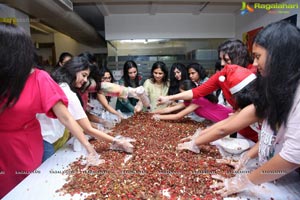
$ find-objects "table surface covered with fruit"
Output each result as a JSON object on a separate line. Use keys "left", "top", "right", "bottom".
{"left": 3, "top": 113, "right": 300, "bottom": 200}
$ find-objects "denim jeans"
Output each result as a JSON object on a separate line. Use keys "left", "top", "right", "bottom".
{"left": 42, "top": 140, "right": 55, "bottom": 162}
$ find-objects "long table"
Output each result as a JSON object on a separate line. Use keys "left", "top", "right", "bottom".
{"left": 3, "top": 139, "right": 300, "bottom": 200}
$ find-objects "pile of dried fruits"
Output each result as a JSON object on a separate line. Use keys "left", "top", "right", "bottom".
{"left": 57, "top": 113, "right": 233, "bottom": 199}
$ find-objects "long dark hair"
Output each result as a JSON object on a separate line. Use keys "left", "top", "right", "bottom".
{"left": 51, "top": 56, "right": 94, "bottom": 106}
{"left": 150, "top": 61, "right": 169, "bottom": 86}
{"left": 100, "top": 67, "right": 114, "bottom": 83}
{"left": 56, "top": 52, "right": 73, "bottom": 67}
{"left": 218, "top": 39, "right": 252, "bottom": 67}
{"left": 254, "top": 21, "right": 300, "bottom": 131}
{"left": 99, "top": 67, "right": 114, "bottom": 101}
{"left": 79, "top": 53, "right": 101, "bottom": 93}
{"left": 180, "top": 80, "right": 197, "bottom": 91}
{"left": 234, "top": 79, "right": 258, "bottom": 110}
{"left": 187, "top": 62, "right": 207, "bottom": 82}
{"left": 123, "top": 60, "right": 139, "bottom": 87}
{"left": 0, "top": 23, "right": 35, "bottom": 113}
{"left": 168, "top": 63, "right": 188, "bottom": 95}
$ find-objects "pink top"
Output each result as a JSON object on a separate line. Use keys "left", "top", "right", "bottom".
{"left": 184, "top": 97, "right": 232, "bottom": 122}
{"left": 0, "top": 69, "right": 68, "bottom": 198}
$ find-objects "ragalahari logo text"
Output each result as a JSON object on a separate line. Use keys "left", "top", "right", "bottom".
{"left": 240, "top": 2, "right": 254, "bottom": 15}
{"left": 240, "top": 2, "right": 299, "bottom": 15}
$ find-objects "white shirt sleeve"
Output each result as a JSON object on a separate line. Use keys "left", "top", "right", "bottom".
{"left": 60, "top": 83, "right": 87, "bottom": 120}
{"left": 278, "top": 86, "right": 300, "bottom": 164}
{"left": 37, "top": 83, "right": 87, "bottom": 144}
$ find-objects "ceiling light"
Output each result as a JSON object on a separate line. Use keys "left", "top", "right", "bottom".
{"left": 120, "top": 39, "right": 165, "bottom": 43}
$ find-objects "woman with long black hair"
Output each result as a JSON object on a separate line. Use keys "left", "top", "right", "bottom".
{"left": 211, "top": 21, "right": 300, "bottom": 197}
{"left": 0, "top": 23, "right": 99, "bottom": 198}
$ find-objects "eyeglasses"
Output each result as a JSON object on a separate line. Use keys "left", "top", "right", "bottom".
{"left": 102, "top": 76, "right": 111, "bottom": 80}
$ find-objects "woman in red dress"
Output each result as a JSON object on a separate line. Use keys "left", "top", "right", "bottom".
{"left": 0, "top": 23, "right": 99, "bottom": 198}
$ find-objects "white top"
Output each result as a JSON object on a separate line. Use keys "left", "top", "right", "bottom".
{"left": 37, "top": 83, "right": 87, "bottom": 144}
{"left": 259, "top": 85, "right": 300, "bottom": 165}
{"left": 88, "top": 95, "right": 105, "bottom": 117}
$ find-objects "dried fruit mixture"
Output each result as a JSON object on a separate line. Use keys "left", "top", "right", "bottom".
{"left": 57, "top": 113, "right": 233, "bottom": 199}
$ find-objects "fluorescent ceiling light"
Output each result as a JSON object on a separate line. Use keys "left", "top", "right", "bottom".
{"left": 120, "top": 39, "right": 165, "bottom": 43}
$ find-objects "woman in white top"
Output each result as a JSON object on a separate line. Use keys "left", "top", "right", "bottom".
{"left": 38, "top": 57, "right": 135, "bottom": 161}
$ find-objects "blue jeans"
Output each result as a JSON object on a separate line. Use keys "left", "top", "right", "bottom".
{"left": 42, "top": 140, "right": 55, "bottom": 162}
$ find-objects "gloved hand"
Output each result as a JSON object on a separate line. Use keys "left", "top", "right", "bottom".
{"left": 110, "top": 135, "right": 136, "bottom": 153}
{"left": 177, "top": 140, "right": 200, "bottom": 153}
{"left": 85, "top": 151, "right": 105, "bottom": 169}
{"left": 210, "top": 173, "right": 255, "bottom": 197}
{"left": 134, "top": 101, "right": 143, "bottom": 113}
{"left": 102, "top": 120, "right": 115, "bottom": 129}
{"left": 180, "top": 128, "right": 203, "bottom": 142}
{"left": 128, "top": 86, "right": 145, "bottom": 99}
{"left": 73, "top": 135, "right": 93, "bottom": 152}
{"left": 115, "top": 115, "right": 122, "bottom": 123}
{"left": 135, "top": 86, "right": 151, "bottom": 109}
{"left": 83, "top": 144, "right": 105, "bottom": 170}
{"left": 152, "top": 114, "right": 160, "bottom": 121}
{"left": 216, "top": 151, "right": 250, "bottom": 171}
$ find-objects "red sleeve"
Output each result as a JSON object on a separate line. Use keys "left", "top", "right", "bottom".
{"left": 239, "top": 126, "right": 258, "bottom": 142}
{"left": 36, "top": 69, "right": 68, "bottom": 118}
{"left": 191, "top": 71, "right": 221, "bottom": 99}
{"left": 247, "top": 64, "right": 257, "bottom": 74}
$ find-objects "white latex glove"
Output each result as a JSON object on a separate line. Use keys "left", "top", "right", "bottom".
{"left": 135, "top": 86, "right": 151, "bottom": 109}
{"left": 134, "top": 101, "right": 143, "bottom": 113}
{"left": 85, "top": 151, "right": 105, "bottom": 169}
{"left": 180, "top": 128, "right": 203, "bottom": 142}
{"left": 115, "top": 115, "right": 122, "bottom": 123}
{"left": 102, "top": 120, "right": 115, "bottom": 129}
{"left": 177, "top": 140, "right": 200, "bottom": 153}
{"left": 152, "top": 114, "right": 160, "bottom": 121}
{"left": 110, "top": 135, "right": 136, "bottom": 153}
{"left": 82, "top": 144, "right": 105, "bottom": 170}
{"left": 210, "top": 173, "right": 255, "bottom": 197}
{"left": 73, "top": 135, "right": 93, "bottom": 152}
{"left": 128, "top": 86, "right": 145, "bottom": 99}
{"left": 216, "top": 151, "right": 250, "bottom": 171}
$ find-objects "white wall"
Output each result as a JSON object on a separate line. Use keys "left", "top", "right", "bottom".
{"left": 235, "top": 0, "right": 300, "bottom": 40}
{"left": 54, "top": 32, "right": 107, "bottom": 59}
{"left": 31, "top": 33, "right": 54, "bottom": 43}
{"left": 0, "top": 3, "right": 30, "bottom": 34}
{"left": 105, "top": 13, "right": 235, "bottom": 40}
{"left": 54, "top": 32, "right": 80, "bottom": 58}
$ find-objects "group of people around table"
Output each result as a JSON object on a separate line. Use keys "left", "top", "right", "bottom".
{"left": 1, "top": 20, "right": 300, "bottom": 198}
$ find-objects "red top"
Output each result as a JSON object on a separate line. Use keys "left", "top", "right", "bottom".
{"left": 192, "top": 64, "right": 257, "bottom": 109}
{"left": 0, "top": 69, "right": 68, "bottom": 198}
{"left": 78, "top": 80, "right": 98, "bottom": 111}
{"left": 191, "top": 64, "right": 258, "bottom": 142}
{"left": 246, "top": 63, "right": 258, "bottom": 74}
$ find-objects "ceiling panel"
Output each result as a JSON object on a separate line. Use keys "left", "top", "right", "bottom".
{"left": 2, "top": 0, "right": 285, "bottom": 50}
